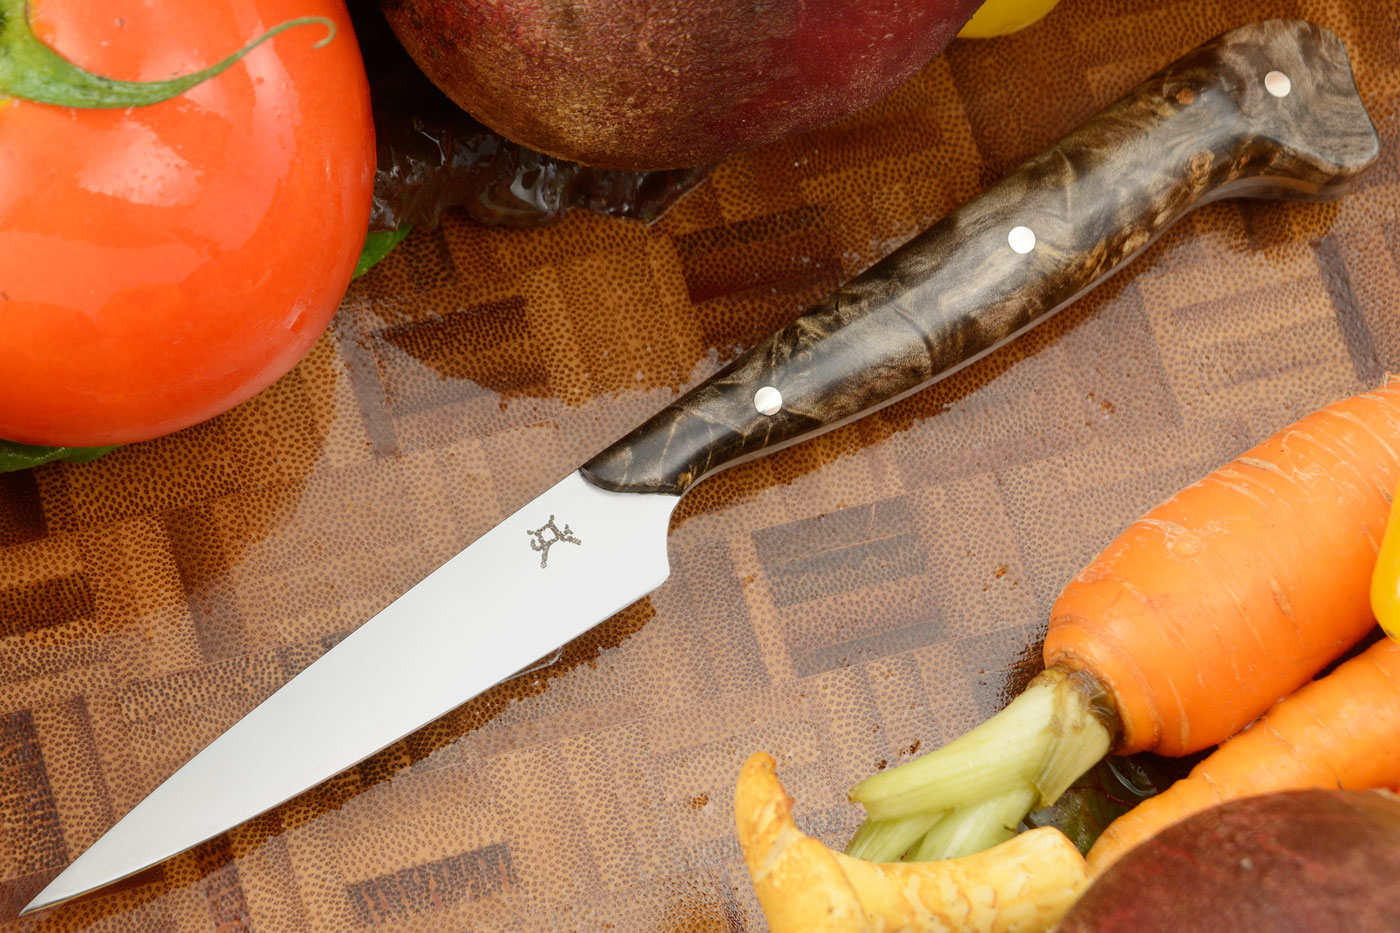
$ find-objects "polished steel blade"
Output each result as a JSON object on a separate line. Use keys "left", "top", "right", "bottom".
{"left": 24, "top": 473, "right": 678, "bottom": 914}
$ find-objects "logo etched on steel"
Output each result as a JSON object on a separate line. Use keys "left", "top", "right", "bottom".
{"left": 527, "top": 515, "right": 581, "bottom": 568}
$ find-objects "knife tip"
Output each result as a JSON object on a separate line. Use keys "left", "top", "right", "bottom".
{"left": 19, "top": 885, "right": 62, "bottom": 916}
{"left": 19, "top": 869, "right": 97, "bottom": 917}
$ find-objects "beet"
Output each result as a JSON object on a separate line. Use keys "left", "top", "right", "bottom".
{"left": 349, "top": 0, "right": 711, "bottom": 230}
{"left": 1058, "top": 789, "right": 1400, "bottom": 932}
{"left": 376, "top": 0, "right": 983, "bottom": 169}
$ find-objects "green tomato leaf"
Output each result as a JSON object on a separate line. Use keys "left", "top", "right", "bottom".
{"left": 0, "top": 440, "right": 118, "bottom": 473}
{"left": 354, "top": 226, "right": 411, "bottom": 278}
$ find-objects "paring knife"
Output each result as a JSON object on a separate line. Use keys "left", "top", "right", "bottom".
{"left": 26, "top": 19, "right": 1378, "bottom": 914}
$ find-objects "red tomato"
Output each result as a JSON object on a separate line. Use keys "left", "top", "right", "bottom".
{"left": 0, "top": 0, "right": 374, "bottom": 446}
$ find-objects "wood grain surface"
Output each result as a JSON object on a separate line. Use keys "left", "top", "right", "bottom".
{"left": 2, "top": 0, "right": 1399, "bottom": 929}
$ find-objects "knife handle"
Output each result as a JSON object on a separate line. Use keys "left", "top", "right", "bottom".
{"left": 581, "top": 20, "right": 1379, "bottom": 497}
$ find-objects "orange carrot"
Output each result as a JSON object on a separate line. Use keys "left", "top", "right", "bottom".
{"left": 1047, "top": 378, "right": 1400, "bottom": 756}
{"left": 848, "top": 379, "right": 1400, "bottom": 863}
{"left": 1086, "top": 636, "right": 1400, "bottom": 873}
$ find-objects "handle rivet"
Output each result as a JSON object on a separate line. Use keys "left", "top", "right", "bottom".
{"left": 1265, "top": 70, "right": 1291, "bottom": 98}
{"left": 1008, "top": 225, "right": 1036, "bottom": 254}
{"left": 754, "top": 386, "right": 783, "bottom": 416}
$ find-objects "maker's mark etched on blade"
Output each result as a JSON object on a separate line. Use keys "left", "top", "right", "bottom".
{"left": 527, "top": 514, "right": 583, "bottom": 568}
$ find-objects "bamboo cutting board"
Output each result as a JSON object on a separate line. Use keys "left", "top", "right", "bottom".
{"left": 2, "top": 0, "right": 1399, "bottom": 928}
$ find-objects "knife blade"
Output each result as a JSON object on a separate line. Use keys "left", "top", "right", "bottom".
{"left": 25, "top": 18, "right": 1378, "bottom": 914}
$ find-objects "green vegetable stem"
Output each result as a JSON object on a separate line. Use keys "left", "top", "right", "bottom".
{"left": 845, "top": 666, "right": 1116, "bottom": 862}
{"left": 0, "top": 0, "right": 334, "bottom": 109}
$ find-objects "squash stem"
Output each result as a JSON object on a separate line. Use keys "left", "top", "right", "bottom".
{"left": 846, "top": 666, "right": 1115, "bottom": 855}
{"left": 0, "top": 0, "right": 334, "bottom": 108}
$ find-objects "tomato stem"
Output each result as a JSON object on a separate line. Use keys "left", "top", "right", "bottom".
{"left": 0, "top": 1, "right": 334, "bottom": 109}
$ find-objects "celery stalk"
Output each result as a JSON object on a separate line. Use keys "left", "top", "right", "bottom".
{"left": 906, "top": 787, "right": 1038, "bottom": 861}
{"left": 845, "top": 666, "right": 1115, "bottom": 858}
{"left": 844, "top": 811, "right": 945, "bottom": 862}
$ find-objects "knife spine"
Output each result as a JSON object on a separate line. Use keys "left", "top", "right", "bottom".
{"left": 580, "top": 19, "right": 1379, "bottom": 498}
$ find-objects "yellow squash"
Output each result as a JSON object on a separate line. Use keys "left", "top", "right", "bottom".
{"left": 958, "top": 0, "right": 1061, "bottom": 38}
{"left": 1371, "top": 477, "right": 1400, "bottom": 642}
{"left": 735, "top": 752, "right": 1088, "bottom": 932}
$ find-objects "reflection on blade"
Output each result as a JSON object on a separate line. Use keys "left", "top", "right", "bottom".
{"left": 24, "top": 473, "right": 678, "bottom": 914}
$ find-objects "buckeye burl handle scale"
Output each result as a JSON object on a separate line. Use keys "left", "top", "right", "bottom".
{"left": 581, "top": 20, "right": 1379, "bottom": 497}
